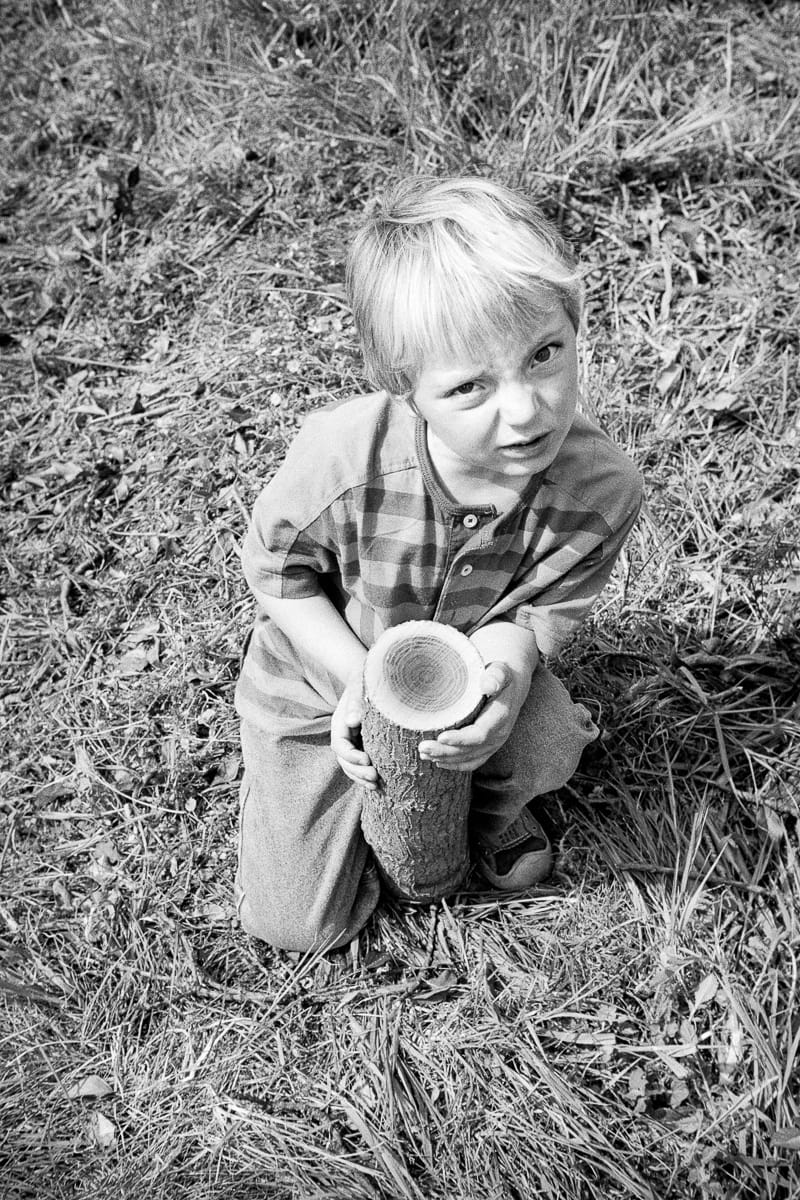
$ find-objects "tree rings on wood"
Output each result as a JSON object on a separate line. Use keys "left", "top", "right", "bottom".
{"left": 362, "top": 620, "right": 485, "bottom": 733}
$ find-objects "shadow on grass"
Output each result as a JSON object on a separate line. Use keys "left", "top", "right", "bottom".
{"left": 556, "top": 613, "right": 799, "bottom": 892}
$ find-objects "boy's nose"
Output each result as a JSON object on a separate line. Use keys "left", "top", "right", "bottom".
{"left": 497, "top": 380, "right": 537, "bottom": 427}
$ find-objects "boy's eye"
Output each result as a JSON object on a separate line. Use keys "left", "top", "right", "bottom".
{"left": 449, "top": 380, "right": 480, "bottom": 396}
{"left": 530, "top": 343, "right": 559, "bottom": 366}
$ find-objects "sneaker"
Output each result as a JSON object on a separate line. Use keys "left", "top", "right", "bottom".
{"left": 475, "top": 806, "right": 554, "bottom": 890}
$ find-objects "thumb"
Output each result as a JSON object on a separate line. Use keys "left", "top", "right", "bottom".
{"left": 481, "top": 661, "right": 512, "bottom": 698}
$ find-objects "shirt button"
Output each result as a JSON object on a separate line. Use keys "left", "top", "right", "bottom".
{"left": 463, "top": 513, "right": 478, "bottom": 529}
{"left": 460, "top": 563, "right": 473, "bottom": 576}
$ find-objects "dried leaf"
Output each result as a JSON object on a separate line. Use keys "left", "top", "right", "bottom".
{"left": 671, "top": 1110, "right": 703, "bottom": 1134}
{"left": 691, "top": 972, "right": 719, "bottom": 1013}
{"left": 67, "top": 1074, "right": 114, "bottom": 1100}
{"left": 50, "top": 461, "right": 83, "bottom": 483}
{"left": 52, "top": 878, "right": 73, "bottom": 909}
{"left": 772, "top": 1126, "right": 800, "bottom": 1150}
{"left": 88, "top": 1111, "right": 116, "bottom": 1148}
{"left": 656, "top": 364, "right": 682, "bottom": 396}
{"left": 233, "top": 429, "right": 251, "bottom": 457}
{"left": 201, "top": 901, "right": 230, "bottom": 923}
{"left": 413, "top": 968, "right": 459, "bottom": 1003}
{"left": 34, "top": 780, "right": 73, "bottom": 804}
{"left": 117, "top": 647, "right": 150, "bottom": 676}
{"left": 628, "top": 1067, "right": 647, "bottom": 1099}
{"left": 74, "top": 746, "right": 94, "bottom": 789}
{"left": 139, "top": 379, "right": 167, "bottom": 398}
{"left": 695, "top": 390, "right": 742, "bottom": 413}
{"left": 91, "top": 838, "right": 119, "bottom": 865}
{"left": 763, "top": 806, "right": 786, "bottom": 841}
{"left": 128, "top": 619, "right": 160, "bottom": 644}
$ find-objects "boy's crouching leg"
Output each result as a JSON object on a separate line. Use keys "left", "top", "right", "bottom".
{"left": 236, "top": 721, "right": 380, "bottom": 953}
{"left": 471, "top": 664, "right": 598, "bottom": 844}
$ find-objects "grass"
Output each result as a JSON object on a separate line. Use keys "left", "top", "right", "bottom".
{"left": 1, "top": 0, "right": 799, "bottom": 1196}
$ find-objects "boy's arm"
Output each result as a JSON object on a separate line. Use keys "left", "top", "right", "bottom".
{"left": 418, "top": 620, "right": 539, "bottom": 772}
{"left": 255, "top": 590, "right": 378, "bottom": 790}
{"left": 255, "top": 589, "right": 368, "bottom": 684}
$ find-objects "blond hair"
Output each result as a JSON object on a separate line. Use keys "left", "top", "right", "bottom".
{"left": 346, "top": 175, "right": 584, "bottom": 394}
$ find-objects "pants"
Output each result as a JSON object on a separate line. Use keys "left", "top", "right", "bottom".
{"left": 236, "top": 664, "right": 597, "bottom": 952}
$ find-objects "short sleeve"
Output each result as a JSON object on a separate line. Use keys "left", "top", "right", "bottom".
{"left": 508, "top": 486, "right": 642, "bottom": 656}
{"left": 500, "top": 420, "right": 644, "bottom": 656}
{"left": 240, "top": 422, "right": 340, "bottom": 602}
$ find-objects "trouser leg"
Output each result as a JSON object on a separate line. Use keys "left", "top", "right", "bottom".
{"left": 470, "top": 664, "right": 598, "bottom": 844}
{"left": 236, "top": 719, "right": 380, "bottom": 953}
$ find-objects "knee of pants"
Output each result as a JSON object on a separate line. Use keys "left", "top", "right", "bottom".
{"left": 236, "top": 844, "right": 381, "bottom": 953}
{"left": 236, "top": 888, "right": 361, "bottom": 954}
{"left": 236, "top": 785, "right": 380, "bottom": 953}
{"left": 476, "top": 665, "right": 599, "bottom": 801}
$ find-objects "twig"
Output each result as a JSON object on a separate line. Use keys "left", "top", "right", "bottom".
{"left": 189, "top": 184, "right": 276, "bottom": 265}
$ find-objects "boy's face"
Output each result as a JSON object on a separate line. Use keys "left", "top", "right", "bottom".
{"left": 410, "top": 302, "right": 578, "bottom": 485}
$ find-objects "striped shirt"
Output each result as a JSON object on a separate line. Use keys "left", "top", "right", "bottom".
{"left": 235, "top": 391, "right": 642, "bottom": 730}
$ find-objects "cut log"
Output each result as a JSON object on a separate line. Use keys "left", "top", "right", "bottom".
{"left": 359, "top": 621, "right": 485, "bottom": 901}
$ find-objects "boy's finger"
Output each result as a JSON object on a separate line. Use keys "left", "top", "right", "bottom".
{"left": 424, "top": 753, "right": 489, "bottom": 772}
{"left": 332, "top": 737, "right": 370, "bottom": 763}
{"left": 425, "top": 702, "right": 508, "bottom": 751}
{"left": 338, "top": 756, "right": 378, "bottom": 781}
{"left": 481, "top": 661, "right": 512, "bottom": 697}
{"left": 343, "top": 768, "right": 378, "bottom": 789}
{"left": 419, "top": 737, "right": 496, "bottom": 762}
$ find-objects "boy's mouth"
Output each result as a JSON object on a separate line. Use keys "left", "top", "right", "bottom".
{"left": 499, "top": 432, "right": 549, "bottom": 452}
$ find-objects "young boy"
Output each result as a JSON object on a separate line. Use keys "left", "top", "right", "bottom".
{"left": 235, "top": 176, "right": 642, "bottom": 953}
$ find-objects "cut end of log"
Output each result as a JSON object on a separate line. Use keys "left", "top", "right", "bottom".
{"left": 363, "top": 621, "right": 484, "bottom": 732}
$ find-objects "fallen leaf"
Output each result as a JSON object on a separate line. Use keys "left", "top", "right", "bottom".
{"left": 67, "top": 1074, "right": 114, "bottom": 1100}
{"left": 694, "top": 390, "right": 744, "bottom": 413}
{"left": 34, "top": 781, "right": 73, "bottom": 804}
{"left": 201, "top": 901, "right": 230, "bottom": 923}
{"left": 50, "top": 461, "right": 83, "bottom": 483}
{"left": 690, "top": 972, "right": 719, "bottom": 1014}
{"left": 413, "top": 968, "right": 459, "bottom": 1003}
{"left": 128, "top": 619, "right": 160, "bottom": 644}
{"left": 52, "top": 878, "right": 73, "bottom": 909}
{"left": 233, "top": 429, "right": 252, "bottom": 457}
{"left": 74, "top": 746, "right": 95, "bottom": 791}
{"left": 670, "top": 1110, "right": 703, "bottom": 1134}
{"left": 656, "top": 364, "right": 682, "bottom": 396}
{"left": 91, "top": 838, "right": 119, "bottom": 865}
{"left": 117, "top": 647, "right": 150, "bottom": 676}
{"left": 763, "top": 806, "right": 786, "bottom": 841}
{"left": 772, "top": 1126, "right": 800, "bottom": 1150}
{"left": 88, "top": 1111, "right": 116, "bottom": 1148}
{"left": 139, "top": 378, "right": 168, "bottom": 398}
{"left": 628, "top": 1067, "right": 647, "bottom": 1099}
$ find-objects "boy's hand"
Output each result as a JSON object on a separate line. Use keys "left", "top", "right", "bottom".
{"left": 331, "top": 672, "right": 379, "bottom": 790}
{"left": 417, "top": 660, "right": 531, "bottom": 773}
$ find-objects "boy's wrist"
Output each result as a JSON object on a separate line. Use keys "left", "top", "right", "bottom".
{"left": 469, "top": 620, "right": 539, "bottom": 679}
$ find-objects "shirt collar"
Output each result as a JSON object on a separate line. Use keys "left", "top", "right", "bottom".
{"left": 414, "top": 415, "right": 546, "bottom": 520}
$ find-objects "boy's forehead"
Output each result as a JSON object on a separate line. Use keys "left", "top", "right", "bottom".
{"left": 418, "top": 302, "right": 570, "bottom": 375}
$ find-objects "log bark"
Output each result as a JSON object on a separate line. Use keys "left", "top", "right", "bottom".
{"left": 359, "top": 621, "right": 484, "bottom": 901}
